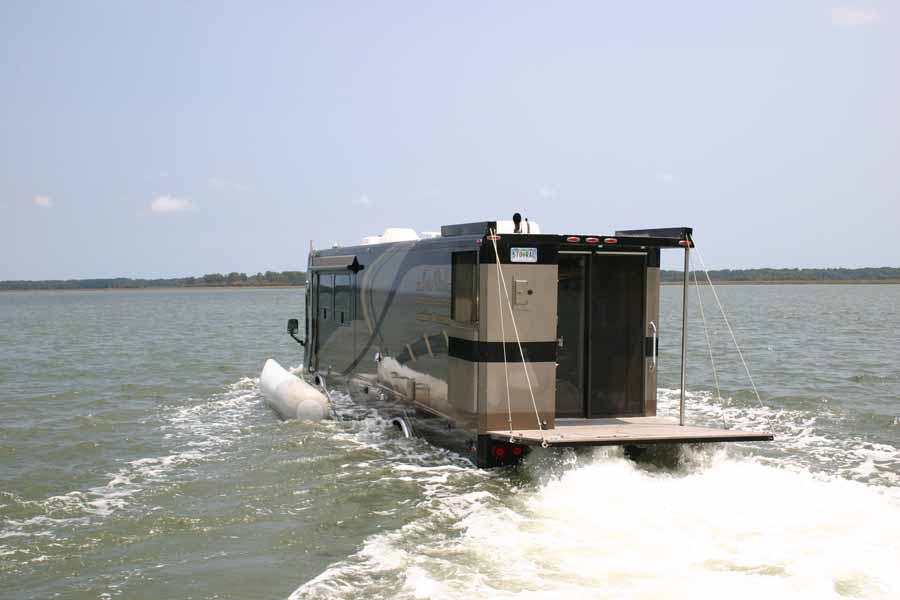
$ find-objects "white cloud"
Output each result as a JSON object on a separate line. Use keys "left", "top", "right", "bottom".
{"left": 32, "top": 195, "right": 53, "bottom": 208}
{"left": 830, "top": 7, "right": 881, "bottom": 27}
{"left": 149, "top": 195, "right": 194, "bottom": 214}
{"left": 208, "top": 177, "right": 250, "bottom": 192}
{"left": 538, "top": 186, "right": 557, "bottom": 200}
{"left": 655, "top": 171, "right": 676, "bottom": 185}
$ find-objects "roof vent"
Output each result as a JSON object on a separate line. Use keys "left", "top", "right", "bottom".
{"left": 361, "top": 227, "right": 420, "bottom": 245}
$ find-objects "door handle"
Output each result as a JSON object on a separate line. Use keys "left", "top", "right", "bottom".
{"left": 649, "top": 321, "right": 657, "bottom": 370}
{"left": 557, "top": 336, "right": 564, "bottom": 348}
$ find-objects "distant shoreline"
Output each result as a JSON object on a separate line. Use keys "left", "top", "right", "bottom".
{"left": 0, "top": 270, "right": 307, "bottom": 291}
{"left": 3, "top": 281, "right": 899, "bottom": 292}
{"left": 3, "top": 266, "right": 900, "bottom": 291}
{"left": 661, "top": 279, "right": 900, "bottom": 286}
{"left": 0, "top": 285, "right": 306, "bottom": 292}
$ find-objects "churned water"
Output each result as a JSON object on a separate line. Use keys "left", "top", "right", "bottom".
{"left": 1, "top": 285, "right": 898, "bottom": 599}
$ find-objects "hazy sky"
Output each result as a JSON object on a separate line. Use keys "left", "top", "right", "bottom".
{"left": 2, "top": 1, "right": 898, "bottom": 279}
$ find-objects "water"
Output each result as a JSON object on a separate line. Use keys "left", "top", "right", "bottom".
{"left": 1, "top": 285, "right": 898, "bottom": 599}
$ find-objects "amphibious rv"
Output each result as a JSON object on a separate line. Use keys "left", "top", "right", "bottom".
{"left": 289, "top": 216, "right": 772, "bottom": 467}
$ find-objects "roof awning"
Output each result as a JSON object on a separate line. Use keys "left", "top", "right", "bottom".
{"left": 612, "top": 227, "right": 694, "bottom": 248}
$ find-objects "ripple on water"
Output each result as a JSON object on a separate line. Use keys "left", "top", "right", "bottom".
{"left": 0, "top": 376, "right": 264, "bottom": 571}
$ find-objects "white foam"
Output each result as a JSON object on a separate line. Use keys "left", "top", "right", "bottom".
{"left": 292, "top": 449, "right": 900, "bottom": 599}
{"left": 656, "top": 388, "right": 900, "bottom": 487}
{"left": 292, "top": 385, "right": 900, "bottom": 600}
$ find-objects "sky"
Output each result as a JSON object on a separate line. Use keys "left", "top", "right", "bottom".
{"left": 2, "top": 1, "right": 898, "bottom": 279}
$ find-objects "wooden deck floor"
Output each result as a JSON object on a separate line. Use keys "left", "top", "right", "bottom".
{"left": 488, "top": 416, "right": 773, "bottom": 447}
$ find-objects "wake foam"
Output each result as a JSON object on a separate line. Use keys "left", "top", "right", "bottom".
{"left": 291, "top": 449, "right": 900, "bottom": 600}
{"left": 291, "top": 386, "right": 900, "bottom": 599}
{"left": 657, "top": 388, "right": 900, "bottom": 487}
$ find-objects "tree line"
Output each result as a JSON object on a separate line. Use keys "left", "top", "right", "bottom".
{"left": 660, "top": 267, "right": 900, "bottom": 282}
{"left": 0, "top": 271, "right": 307, "bottom": 290}
{"left": 3, "top": 266, "right": 899, "bottom": 291}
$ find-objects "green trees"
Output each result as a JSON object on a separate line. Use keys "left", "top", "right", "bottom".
{"left": 659, "top": 267, "right": 900, "bottom": 282}
{"left": 5, "top": 267, "right": 899, "bottom": 291}
{"left": 0, "top": 271, "right": 308, "bottom": 290}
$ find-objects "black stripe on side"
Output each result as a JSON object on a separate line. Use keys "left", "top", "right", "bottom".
{"left": 449, "top": 338, "right": 558, "bottom": 363}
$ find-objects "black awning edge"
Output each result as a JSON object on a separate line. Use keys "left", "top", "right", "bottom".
{"left": 613, "top": 227, "right": 694, "bottom": 248}
{"left": 614, "top": 227, "right": 693, "bottom": 239}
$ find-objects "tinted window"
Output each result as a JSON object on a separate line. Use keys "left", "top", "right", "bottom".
{"left": 318, "top": 274, "right": 333, "bottom": 320}
{"left": 334, "top": 274, "right": 351, "bottom": 325}
{"left": 451, "top": 252, "right": 478, "bottom": 323}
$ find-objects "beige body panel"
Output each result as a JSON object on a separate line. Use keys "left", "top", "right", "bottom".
{"left": 480, "top": 264, "right": 558, "bottom": 342}
{"left": 447, "top": 321, "right": 480, "bottom": 430}
{"left": 477, "top": 263, "right": 558, "bottom": 434}
{"left": 480, "top": 362, "right": 556, "bottom": 433}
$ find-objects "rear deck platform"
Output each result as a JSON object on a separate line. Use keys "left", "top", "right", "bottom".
{"left": 489, "top": 416, "right": 774, "bottom": 447}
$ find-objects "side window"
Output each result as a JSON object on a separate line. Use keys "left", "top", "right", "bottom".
{"left": 451, "top": 251, "right": 479, "bottom": 323}
{"left": 334, "top": 274, "right": 351, "bottom": 325}
{"left": 318, "top": 274, "right": 333, "bottom": 321}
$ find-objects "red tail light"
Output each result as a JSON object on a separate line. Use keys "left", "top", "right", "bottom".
{"left": 566, "top": 236, "right": 580, "bottom": 242}
{"left": 494, "top": 446, "right": 506, "bottom": 457}
{"left": 585, "top": 237, "right": 599, "bottom": 243}
{"left": 512, "top": 446, "right": 523, "bottom": 456}
{"left": 487, "top": 234, "right": 501, "bottom": 241}
{"left": 603, "top": 238, "right": 618, "bottom": 244}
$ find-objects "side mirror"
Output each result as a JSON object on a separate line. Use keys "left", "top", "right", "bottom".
{"left": 287, "top": 318, "right": 299, "bottom": 335}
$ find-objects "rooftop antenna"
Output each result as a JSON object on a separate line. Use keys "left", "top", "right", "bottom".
{"left": 512, "top": 212, "right": 522, "bottom": 233}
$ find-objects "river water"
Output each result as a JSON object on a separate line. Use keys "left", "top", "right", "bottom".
{"left": 1, "top": 285, "right": 898, "bottom": 599}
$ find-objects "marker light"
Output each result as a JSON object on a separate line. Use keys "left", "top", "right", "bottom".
{"left": 494, "top": 446, "right": 506, "bottom": 457}
{"left": 604, "top": 238, "right": 618, "bottom": 244}
{"left": 566, "top": 236, "right": 580, "bottom": 242}
{"left": 487, "top": 234, "right": 501, "bottom": 241}
{"left": 585, "top": 237, "right": 599, "bottom": 244}
{"left": 512, "top": 446, "right": 523, "bottom": 456}
{"left": 678, "top": 240, "right": 691, "bottom": 247}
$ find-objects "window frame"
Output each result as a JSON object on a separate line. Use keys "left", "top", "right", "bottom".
{"left": 450, "top": 251, "right": 479, "bottom": 323}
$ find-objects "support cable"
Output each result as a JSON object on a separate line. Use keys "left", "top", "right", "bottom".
{"left": 490, "top": 229, "right": 515, "bottom": 441}
{"left": 489, "top": 230, "right": 548, "bottom": 448}
{"left": 691, "top": 260, "right": 723, "bottom": 421}
{"left": 694, "top": 247, "right": 764, "bottom": 408}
